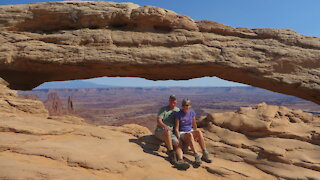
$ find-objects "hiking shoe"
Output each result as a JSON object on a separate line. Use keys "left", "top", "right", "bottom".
{"left": 194, "top": 153, "right": 202, "bottom": 165}
{"left": 168, "top": 150, "right": 177, "bottom": 165}
{"left": 201, "top": 151, "right": 212, "bottom": 163}
{"left": 175, "top": 159, "right": 190, "bottom": 170}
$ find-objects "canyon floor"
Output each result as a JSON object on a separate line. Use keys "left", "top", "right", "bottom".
{"left": 1, "top": 78, "right": 320, "bottom": 179}
{"left": 19, "top": 86, "right": 320, "bottom": 131}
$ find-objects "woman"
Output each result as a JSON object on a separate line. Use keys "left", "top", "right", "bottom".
{"left": 174, "top": 99, "right": 212, "bottom": 165}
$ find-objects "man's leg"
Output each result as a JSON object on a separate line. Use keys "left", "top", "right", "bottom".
{"left": 173, "top": 141, "right": 183, "bottom": 160}
{"left": 155, "top": 127, "right": 176, "bottom": 164}
{"left": 163, "top": 128, "right": 174, "bottom": 151}
{"left": 172, "top": 139, "right": 190, "bottom": 170}
{"left": 162, "top": 128, "right": 178, "bottom": 164}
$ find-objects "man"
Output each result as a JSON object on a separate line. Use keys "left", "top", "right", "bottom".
{"left": 154, "top": 95, "right": 189, "bottom": 169}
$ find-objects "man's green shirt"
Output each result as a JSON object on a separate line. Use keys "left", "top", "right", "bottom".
{"left": 157, "top": 106, "right": 180, "bottom": 127}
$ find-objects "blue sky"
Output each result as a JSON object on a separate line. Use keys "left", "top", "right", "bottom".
{"left": 2, "top": 0, "right": 319, "bottom": 87}
{"left": 83, "top": 77, "right": 246, "bottom": 87}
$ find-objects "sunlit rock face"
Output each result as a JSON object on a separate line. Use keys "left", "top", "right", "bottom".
{"left": 0, "top": 77, "right": 48, "bottom": 117}
{"left": 200, "top": 103, "right": 320, "bottom": 179}
{"left": 1, "top": 76, "right": 320, "bottom": 179}
{"left": 0, "top": 1, "right": 319, "bottom": 105}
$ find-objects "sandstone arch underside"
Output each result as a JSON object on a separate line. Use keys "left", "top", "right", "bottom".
{"left": 0, "top": 1, "right": 319, "bottom": 105}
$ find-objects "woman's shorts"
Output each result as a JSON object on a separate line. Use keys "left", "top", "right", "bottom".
{"left": 180, "top": 130, "right": 194, "bottom": 141}
{"left": 154, "top": 126, "right": 179, "bottom": 143}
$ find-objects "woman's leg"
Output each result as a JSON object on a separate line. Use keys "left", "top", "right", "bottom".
{"left": 192, "top": 130, "right": 212, "bottom": 163}
{"left": 184, "top": 132, "right": 197, "bottom": 154}
{"left": 192, "top": 130, "right": 206, "bottom": 151}
{"left": 184, "top": 132, "right": 202, "bottom": 165}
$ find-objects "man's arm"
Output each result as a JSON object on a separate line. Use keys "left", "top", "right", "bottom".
{"left": 156, "top": 107, "right": 170, "bottom": 130}
{"left": 157, "top": 117, "right": 170, "bottom": 130}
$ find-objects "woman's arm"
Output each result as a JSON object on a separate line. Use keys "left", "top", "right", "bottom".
{"left": 175, "top": 118, "right": 180, "bottom": 139}
{"left": 192, "top": 116, "right": 197, "bottom": 131}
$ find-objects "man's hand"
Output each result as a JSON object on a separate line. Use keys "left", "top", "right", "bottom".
{"left": 164, "top": 125, "right": 171, "bottom": 131}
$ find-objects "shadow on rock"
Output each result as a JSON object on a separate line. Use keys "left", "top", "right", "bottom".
{"left": 183, "top": 156, "right": 201, "bottom": 168}
{"left": 129, "top": 135, "right": 167, "bottom": 160}
{"left": 129, "top": 135, "right": 196, "bottom": 170}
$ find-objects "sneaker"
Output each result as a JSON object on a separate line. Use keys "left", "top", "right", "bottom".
{"left": 168, "top": 150, "right": 177, "bottom": 165}
{"left": 194, "top": 153, "right": 202, "bottom": 165}
{"left": 175, "top": 159, "right": 190, "bottom": 170}
{"left": 201, "top": 151, "right": 212, "bottom": 163}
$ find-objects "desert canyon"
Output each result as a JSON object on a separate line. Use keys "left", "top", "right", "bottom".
{"left": 0, "top": 1, "right": 320, "bottom": 180}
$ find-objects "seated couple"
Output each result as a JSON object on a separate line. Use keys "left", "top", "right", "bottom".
{"left": 154, "top": 95, "right": 212, "bottom": 169}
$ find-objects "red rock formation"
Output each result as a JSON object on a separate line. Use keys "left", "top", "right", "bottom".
{"left": 44, "top": 92, "right": 63, "bottom": 115}
{"left": 0, "top": 1, "right": 319, "bottom": 105}
{"left": 67, "top": 96, "right": 74, "bottom": 114}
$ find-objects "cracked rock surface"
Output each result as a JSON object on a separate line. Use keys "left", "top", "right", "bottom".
{"left": 0, "top": 1, "right": 319, "bottom": 105}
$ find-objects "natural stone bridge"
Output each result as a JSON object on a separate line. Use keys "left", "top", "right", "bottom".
{"left": 0, "top": 1, "right": 319, "bottom": 105}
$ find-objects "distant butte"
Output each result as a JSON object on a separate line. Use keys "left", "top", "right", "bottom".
{"left": 0, "top": 1, "right": 319, "bottom": 104}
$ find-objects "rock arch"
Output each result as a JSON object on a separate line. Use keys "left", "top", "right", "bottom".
{"left": 0, "top": 1, "right": 319, "bottom": 105}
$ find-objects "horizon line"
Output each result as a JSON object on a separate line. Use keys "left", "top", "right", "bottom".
{"left": 30, "top": 86, "right": 254, "bottom": 90}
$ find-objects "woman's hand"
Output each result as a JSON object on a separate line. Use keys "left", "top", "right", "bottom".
{"left": 175, "top": 118, "right": 180, "bottom": 139}
{"left": 176, "top": 132, "right": 180, "bottom": 140}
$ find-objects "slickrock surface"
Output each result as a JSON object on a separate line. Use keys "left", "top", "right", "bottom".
{"left": 1, "top": 78, "right": 320, "bottom": 179}
{"left": 0, "top": 1, "right": 319, "bottom": 105}
{"left": 0, "top": 78, "right": 48, "bottom": 118}
{"left": 202, "top": 103, "right": 320, "bottom": 179}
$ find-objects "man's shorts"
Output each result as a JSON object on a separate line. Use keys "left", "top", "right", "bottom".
{"left": 154, "top": 126, "right": 179, "bottom": 143}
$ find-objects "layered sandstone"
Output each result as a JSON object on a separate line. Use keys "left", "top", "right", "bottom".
{"left": 0, "top": 78, "right": 48, "bottom": 118}
{"left": 0, "top": 1, "right": 319, "bottom": 104}
{"left": 201, "top": 103, "right": 320, "bottom": 179}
